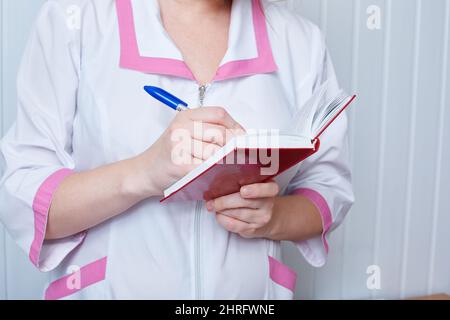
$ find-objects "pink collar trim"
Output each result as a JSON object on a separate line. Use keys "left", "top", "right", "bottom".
{"left": 115, "top": 0, "right": 278, "bottom": 82}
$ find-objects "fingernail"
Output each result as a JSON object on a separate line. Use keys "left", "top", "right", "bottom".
{"left": 241, "top": 187, "right": 251, "bottom": 197}
{"left": 206, "top": 201, "right": 214, "bottom": 211}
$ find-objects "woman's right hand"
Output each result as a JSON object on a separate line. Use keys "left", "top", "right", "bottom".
{"left": 133, "top": 107, "right": 245, "bottom": 198}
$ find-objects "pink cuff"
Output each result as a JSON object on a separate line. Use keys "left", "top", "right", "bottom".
{"left": 29, "top": 168, "right": 74, "bottom": 268}
{"left": 291, "top": 188, "right": 332, "bottom": 254}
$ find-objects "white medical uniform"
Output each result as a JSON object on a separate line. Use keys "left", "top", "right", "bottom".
{"left": 0, "top": 0, "right": 354, "bottom": 300}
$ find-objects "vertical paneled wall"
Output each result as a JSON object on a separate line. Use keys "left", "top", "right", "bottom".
{"left": 283, "top": 0, "right": 450, "bottom": 300}
{"left": 0, "top": 0, "right": 49, "bottom": 300}
{"left": 0, "top": 0, "right": 4, "bottom": 300}
{"left": 1, "top": 0, "right": 449, "bottom": 299}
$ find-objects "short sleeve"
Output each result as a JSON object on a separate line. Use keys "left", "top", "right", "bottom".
{"left": 286, "top": 26, "right": 355, "bottom": 267}
{"left": 0, "top": 0, "right": 86, "bottom": 272}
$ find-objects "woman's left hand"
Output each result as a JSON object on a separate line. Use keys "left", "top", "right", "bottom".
{"left": 206, "top": 181, "right": 280, "bottom": 239}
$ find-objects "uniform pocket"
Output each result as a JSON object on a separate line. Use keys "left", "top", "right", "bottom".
{"left": 268, "top": 256, "right": 297, "bottom": 299}
{"left": 44, "top": 256, "right": 107, "bottom": 300}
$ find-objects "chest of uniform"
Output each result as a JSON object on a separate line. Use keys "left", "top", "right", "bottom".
{"left": 77, "top": 67, "right": 296, "bottom": 161}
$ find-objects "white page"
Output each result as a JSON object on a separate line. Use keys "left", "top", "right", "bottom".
{"left": 312, "top": 92, "right": 353, "bottom": 136}
{"left": 292, "top": 79, "right": 352, "bottom": 139}
{"left": 291, "top": 79, "right": 332, "bottom": 137}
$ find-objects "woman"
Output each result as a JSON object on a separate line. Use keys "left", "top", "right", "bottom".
{"left": 0, "top": 0, "right": 354, "bottom": 299}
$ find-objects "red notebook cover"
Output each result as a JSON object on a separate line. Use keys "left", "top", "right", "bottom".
{"left": 161, "top": 94, "right": 356, "bottom": 203}
{"left": 161, "top": 139, "right": 321, "bottom": 202}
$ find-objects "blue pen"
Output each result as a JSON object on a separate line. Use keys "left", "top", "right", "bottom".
{"left": 144, "top": 86, "right": 189, "bottom": 112}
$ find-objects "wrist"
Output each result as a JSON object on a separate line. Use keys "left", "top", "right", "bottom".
{"left": 259, "top": 200, "right": 282, "bottom": 240}
{"left": 262, "top": 197, "right": 290, "bottom": 241}
{"left": 121, "top": 153, "right": 162, "bottom": 200}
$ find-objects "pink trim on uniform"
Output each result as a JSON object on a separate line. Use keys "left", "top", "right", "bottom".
{"left": 45, "top": 257, "right": 108, "bottom": 300}
{"left": 268, "top": 256, "right": 297, "bottom": 292}
{"left": 291, "top": 188, "right": 332, "bottom": 253}
{"left": 29, "top": 168, "right": 74, "bottom": 268}
{"left": 115, "top": 0, "right": 277, "bottom": 81}
{"left": 214, "top": 0, "right": 278, "bottom": 81}
{"left": 116, "top": 0, "right": 194, "bottom": 80}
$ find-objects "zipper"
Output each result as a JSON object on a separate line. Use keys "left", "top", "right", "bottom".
{"left": 194, "top": 83, "right": 209, "bottom": 300}
{"left": 194, "top": 200, "right": 202, "bottom": 300}
{"left": 198, "top": 84, "right": 208, "bottom": 107}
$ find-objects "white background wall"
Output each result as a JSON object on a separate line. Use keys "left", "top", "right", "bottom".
{"left": 1, "top": 0, "right": 449, "bottom": 300}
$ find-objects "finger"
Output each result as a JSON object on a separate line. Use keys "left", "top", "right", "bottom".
{"left": 208, "top": 192, "right": 263, "bottom": 212}
{"left": 191, "top": 139, "right": 222, "bottom": 160}
{"left": 187, "top": 107, "right": 245, "bottom": 131}
{"left": 218, "top": 208, "right": 263, "bottom": 224}
{"left": 240, "top": 181, "right": 280, "bottom": 199}
{"left": 216, "top": 213, "right": 252, "bottom": 234}
{"left": 190, "top": 156, "right": 204, "bottom": 165}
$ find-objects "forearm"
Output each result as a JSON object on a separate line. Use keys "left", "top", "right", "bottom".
{"left": 45, "top": 154, "right": 157, "bottom": 240}
{"left": 265, "top": 195, "right": 323, "bottom": 242}
{"left": 45, "top": 108, "right": 244, "bottom": 240}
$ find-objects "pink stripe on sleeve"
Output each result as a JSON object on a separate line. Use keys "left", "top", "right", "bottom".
{"left": 29, "top": 168, "right": 74, "bottom": 268}
{"left": 291, "top": 188, "right": 332, "bottom": 253}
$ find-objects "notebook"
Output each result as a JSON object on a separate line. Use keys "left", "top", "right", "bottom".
{"left": 161, "top": 83, "right": 356, "bottom": 202}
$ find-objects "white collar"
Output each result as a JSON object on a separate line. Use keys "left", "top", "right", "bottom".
{"left": 116, "top": 0, "right": 277, "bottom": 82}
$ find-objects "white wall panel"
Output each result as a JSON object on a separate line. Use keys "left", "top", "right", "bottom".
{"left": 372, "top": 0, "right": 416, "bottom": 300}
{"left": 429, "top": 0, "right": 450, "bottom": 296}
{"left": 399, "top": 0, "right": 448, "bottom": 298}
{"left": 0, "top": 0, "right": 6, "bottom": 301}
{"left": 0, "top": 0, "right": 48, "bottom": 300}
{"left": 287, "top": 0, "right": 450, "bottom": 300}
